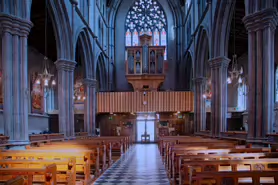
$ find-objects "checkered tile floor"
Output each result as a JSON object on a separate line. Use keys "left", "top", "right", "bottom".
{"left": 93, "top": 144, "right": 170, "bottom": 185}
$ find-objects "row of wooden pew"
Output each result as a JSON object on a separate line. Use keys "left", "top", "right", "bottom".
{"left": 0, "top": 136, "right": 131, "bottom": 185}
{"left": 159, "top": 136, "right": 278, "bottom": 185}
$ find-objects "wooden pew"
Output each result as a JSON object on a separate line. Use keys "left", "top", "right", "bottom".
{"left": 170, "top": 147, "right": 272, "bottom": 183}
{"left": 0, "top": 149, "right": 96, "bottom": 184}
{"left": 29, "top": 133, "right": 64, "bottom": 146}
{"left": 31, "top": 142, "right": 109, "bottom": 171}
{"left": 0, "top": 158, "right": 76, "bottom": 184}
{"left": 5, "top": 176, "right": 25, "bottom": 185}
{"left": 179, "top": 156, "right": 278, "bottom": 184}
{"left": 45, "top": 141, "right": 113, "bottom": 167}
{"left": 0, "top": 164, "right": 56, "bottom": 185}
{"left": 166, "top": 142, "right": 239, "bottom": 173}
{"left": 192, "top": 170, "right": 278, "bottom": 185}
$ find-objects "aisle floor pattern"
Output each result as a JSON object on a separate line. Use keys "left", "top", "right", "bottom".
{"left": 93, "top": 144, "right": 170, "bottom": 185}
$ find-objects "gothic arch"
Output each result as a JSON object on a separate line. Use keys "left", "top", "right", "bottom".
{"left": 30, "top": 0, "right": 72, "bottom": 60}
{"left": 195, "top": 27, "right": 209, "bottom": 78}
{"left": 185, "top": 51, "right": 193, "bottom": 90}
{"left": 74, "top": 28, "right": 94, "bottom": 79}
{"left": 212, "top": 0, "right": 235, "bottom": 57}
{"left": 96, "top": 53, "right": 107, "bottom": 91}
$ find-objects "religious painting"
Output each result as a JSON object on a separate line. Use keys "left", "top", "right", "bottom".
{"left": 31, "top": 72, "right": 43, "bottom": 114}
{"left": 0, "top": 69, "right": 3, "bottom": 109}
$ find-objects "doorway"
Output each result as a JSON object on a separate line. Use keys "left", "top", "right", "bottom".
{"left": 136, "top": 114, "right": 156, "bottom": 142}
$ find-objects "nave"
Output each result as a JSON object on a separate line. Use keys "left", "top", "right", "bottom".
{"left": 94, "top": 144, "right": 170, "bottom": 185}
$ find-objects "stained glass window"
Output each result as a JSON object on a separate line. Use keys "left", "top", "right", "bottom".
{"left": 276, "top": 67, "right": 278, "bottom": 102}
{"left": 161, "top": 28, "right": 167, "bottom": 59}
{"left": 126, "top": 29, "right": 132, "bottom": 46}
{"left": 133, "top": 29, "right": 139, "bottom": 46}
{"left": 125, "top": 0, "right": 167, "bottom": 58}
{"left": 237, "top": 83, "right": 247, "bottom": 111}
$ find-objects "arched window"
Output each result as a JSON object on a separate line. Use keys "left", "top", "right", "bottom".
{"left": 125, "top": 0, "right": 167, "bottom": 58}
{"left": 237, "top": 83, "right": 247, "bottom": 111}
{"left": 275, "top": 67, "right": 278, "bottom": 102}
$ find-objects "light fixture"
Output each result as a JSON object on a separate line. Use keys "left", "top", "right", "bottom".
{"left": 36, "top": 0, "right": 55, "bottom": 90}
{"left": 227, "top": 7, "right": 243, "bottom": 84}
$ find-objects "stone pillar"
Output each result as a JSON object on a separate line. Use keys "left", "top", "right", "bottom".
{"left": 193, "top": 77, "right": 207, "bottom": 133}
{"left": 0, "top": 14, "right": 32, "bottom": 144}
{"left": 243, "top": 8, "right": 277, "bottom": 139}
{"left": 83, "top": 78, "right": 97, "bottom": 136}
{"left": 55, "top": 59, "right": 76, "bottom": 138}
{"left": 209, "top": 56, "right": 230, "bottom": 137}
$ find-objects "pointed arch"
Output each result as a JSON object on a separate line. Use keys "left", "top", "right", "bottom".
{"left": 96, "top": 53, "right": 107, "bottom": 91}
{"left": 42, "top": 0, "right": 72, "bottom": 60}
{"left": 212, "top": 0, "right": 235, "bottom": 57}
{"left": 74, "top": 28, "right": 94, "bottom": 79}
{"left": 195, "top": 27, "right": 209, "bottom": 78}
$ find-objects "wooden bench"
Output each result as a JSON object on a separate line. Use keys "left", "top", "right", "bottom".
{"left": 0, "top": 164, "right": 56, "bottom": 185}
{"left": 4, "top": 176, "right": 25, "bottom": 185}
{"left": 0, "top": 149, "right": 96, "bottom": 184}
{"left": 31, "top": 142, "right": 109, "bottom": 171}
{"left": 29, "top": 133, "right": 64, "bottom": 146}
{"left": 192, "top": 170, "right": 278, "bottom": 185}
{"left": 180, "top": 158, "right": 278, "bottom": 184}
{"left": 0, "top": 158, "right": 76, "bottom": 184}
{"left": 170, "top": 147, "right": 272, "bottom": 182}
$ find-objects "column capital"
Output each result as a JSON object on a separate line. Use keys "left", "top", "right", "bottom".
{"left": 193, "top": 77, "right": 206, "bottom": 84}
{"left": 55, "top": 59, "right": 76, "bottom": 72}
{"left": 209, "top": 56, "right": 230, "bottom": 69}
{"left": 83, "top": 78, "right": 97, "bottom": 88}
{"left": 243, "top": 8, "right": 278, "bottom": 32}
{"left": 0, "top": 13, "right": 33, "bottom": 37}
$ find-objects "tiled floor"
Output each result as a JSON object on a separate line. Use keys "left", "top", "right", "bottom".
{"left": 93, "top": 144, "right": 170, "bottom": 185}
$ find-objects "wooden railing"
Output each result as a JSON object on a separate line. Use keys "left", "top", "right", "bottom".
{"left": 97, "top": 91, "right": 194, "bottom": 113}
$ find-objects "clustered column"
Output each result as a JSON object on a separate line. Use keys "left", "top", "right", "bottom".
{"left": 243, "top": 8, "right": 277, "bottom": 139}
{"left": 209, "top": 56, "right": 230, "bottom": 137}
{"left": 194, "top": 77, "right": 206, "bottom": 133}
{"left": 0, "top": 14, "right": 32, "bottom": 144}
{"left": 83, "top": 78, "right": 97, "bottom": 136}
{"left": 55, "top": 59, "right": 76, "bottom": 138}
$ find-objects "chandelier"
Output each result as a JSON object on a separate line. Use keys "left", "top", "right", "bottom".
{"left": 36, "top": 0, "right": 55, "bottom": 89}
{"left": 227, "top": 4, "right": 243, "bottom": 85}
{"left": 227, "top": 54, "right": 243, "bottom": 84}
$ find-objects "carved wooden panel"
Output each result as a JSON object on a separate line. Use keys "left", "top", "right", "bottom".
{"left": 97, "top": 91, "right": 194, "bottom": 113}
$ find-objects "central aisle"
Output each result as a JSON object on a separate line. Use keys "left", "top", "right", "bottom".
{"left": 94, "top": 144, "right": 170, "bottom": 185}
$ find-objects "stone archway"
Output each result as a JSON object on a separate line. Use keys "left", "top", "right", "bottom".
{"left": 74, "top": 28, "right": 96, "bottom": 136}
{"left": 194, "top": 27, "right": 210, "bottom": 134}
{"left": 96, "top": 53, "right": 107, "bottom": 92}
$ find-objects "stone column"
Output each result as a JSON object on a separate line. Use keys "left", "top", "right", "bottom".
{"left": 0, "top": 14, "right": 32, "bottom": 144}
{"left": 83, "top": 78, "right": 97, "bottom": 136}
{"left": 243, "top": 8, "right": 277, "bottom": 139}
{"left": 193, "top": 77, "right": 207, "bottom": 133}
{"left": 209, "top": 56, "right": 230, "bottom": 137}
{"left": 55, "top": 59, "right": 76, "bottom": 138}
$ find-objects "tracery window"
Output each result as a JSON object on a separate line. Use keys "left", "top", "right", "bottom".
{"left": 125, "top": 0, "right": 167, "bottom": 59}
{"left": 237, "top": 83, "right": 247, "bottom": 111}
{"left": 275, "top": 67, "right": 278, "bottom": 102}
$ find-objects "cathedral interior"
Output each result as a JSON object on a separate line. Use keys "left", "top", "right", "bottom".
{"left": 0, "top": 0, "right": 278, "bottom": 184}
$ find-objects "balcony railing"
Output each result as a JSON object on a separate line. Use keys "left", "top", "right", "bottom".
{"left": 97, "top": 91, "right": 194, "bottom": 113}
